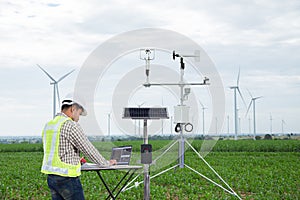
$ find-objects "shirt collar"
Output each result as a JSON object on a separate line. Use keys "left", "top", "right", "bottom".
{"left": 56, "top": 112, "right": 69, "bottom": 118}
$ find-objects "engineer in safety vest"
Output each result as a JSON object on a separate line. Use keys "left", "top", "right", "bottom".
{"left": 41, "top": 94, "right": 117, "bottom": 200}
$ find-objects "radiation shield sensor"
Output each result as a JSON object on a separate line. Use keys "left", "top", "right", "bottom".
{"left": 174, "top": 105, "right": 190, "bottom": 124}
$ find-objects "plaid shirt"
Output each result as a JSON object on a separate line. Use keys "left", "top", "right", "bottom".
{"left": 57, "top": 113, "right": 109, "bottom": 166}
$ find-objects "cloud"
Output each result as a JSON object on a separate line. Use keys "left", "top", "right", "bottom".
{"left": 0, "top": 1, "right": 100, "bottom": 68}
{"left": 0, "top": 0, "right": 299, "bottom": 135}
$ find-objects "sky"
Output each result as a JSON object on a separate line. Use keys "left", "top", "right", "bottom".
{"left": 0, "top": 0, "right": 299, "bottom": 136}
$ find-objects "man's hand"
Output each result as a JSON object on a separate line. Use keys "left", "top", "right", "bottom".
{"left": 80, "top": 157, "right": 87, "bottom": 165}
{"left": 109, "top": 159, "right": 117, "bottom": 166}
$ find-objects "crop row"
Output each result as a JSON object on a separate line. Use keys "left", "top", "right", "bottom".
{"left": 0, "top": 150, "right": 299, "bottom": 199}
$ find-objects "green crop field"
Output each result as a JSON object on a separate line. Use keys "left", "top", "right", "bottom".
{"left": 0, "top": 140, "right": 299, "bottom": 199}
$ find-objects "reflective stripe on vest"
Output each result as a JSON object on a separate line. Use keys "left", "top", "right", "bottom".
{"left": 41, "top": 116, "right": 81, "bottom": 177}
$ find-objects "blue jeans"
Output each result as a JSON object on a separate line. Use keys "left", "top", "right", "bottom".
{"left": 47, "top": 174, "right": 85, "bottom": 200}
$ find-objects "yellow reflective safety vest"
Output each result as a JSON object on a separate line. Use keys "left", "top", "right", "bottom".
{"left": 41, "top": 115, "right": 81, "bottom": 177}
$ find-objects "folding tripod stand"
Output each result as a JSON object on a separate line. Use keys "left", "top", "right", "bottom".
{"left": 123, "top": 50, "right": 242, "bottom": 200}
{"left": 123, "top": 133, "right": 242, "bottom": 200}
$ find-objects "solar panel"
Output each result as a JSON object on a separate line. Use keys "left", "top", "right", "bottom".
{"left": 123, "top": 107, "right": 169, "bottom": 119}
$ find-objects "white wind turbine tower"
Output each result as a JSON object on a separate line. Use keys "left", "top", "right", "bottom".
{"left": 199, "top": 100, "right": 207, "bottom": 137}
{"left": 198, "top": 100, "right": 207, "bottom": 137}
{"left": 227, "top": 115, "right": 230, "bottom": 135}
{"left": 38, "top": 64, "right": 75, "bottom": 118}
{"left": 107, "top": 112, "right": 111, "bottom": 137}
{"left": 281, "top": 119, "right": 286, "bottom": 135}
{"left": 229, "top": 68, "right": 246, "bottom": 140}
{"left": 246, "top": 89, "right": 262, "bottom": 140}
{"left": 270, "top": 113, "right": 273, "bottom": 135}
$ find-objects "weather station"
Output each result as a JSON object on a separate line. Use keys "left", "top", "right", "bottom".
{"left": 122, "top": 49, "right": 242, "bottom": 200}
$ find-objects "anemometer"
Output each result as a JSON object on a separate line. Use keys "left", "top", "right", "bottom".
{"left": 140, "top": 49, "right": 209, "bottom": 136}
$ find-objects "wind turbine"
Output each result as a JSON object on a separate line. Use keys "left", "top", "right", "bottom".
{"left": 227, "top": 115, "right": 230, "bottom": 135}
{"left": 238, "top": 116, "right": 241, "bottom": 136}
{"left": 248, "top": 117, "right": 251, "bottom": 135}
{"left": 107, "top": 112, "right": 111, "bottom": 137}
{"left": 281, "top": 119, "right": 286, "bottom": 135}
{"left": 270, "top": 113, "right": 273, "bottom": 135}
{"left": 37, "top": 64, "right": 75, "bottom": 118}
{"left": 230, "top": 68, "right": 246, "bottom": 140}
{"left": 246, "top": 90, "right": 262, "bottom": 140}
{"left": 198, "top": 100, "right": 207, "bottom": 137}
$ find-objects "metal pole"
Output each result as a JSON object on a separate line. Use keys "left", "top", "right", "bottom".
{"left": 179, "top": 126, "right": 185, "bottom": 168}
{"left": 143, "top": 119, "right": 148, "bottom": 144}
{"left": 146, "top": 56, "right": 150, "bottom": 84}
{"left": 143, "top": 119, "right": 150, "bottom": 200}
{"left": 179, "top": 67, "right": 185, "bottom": 168}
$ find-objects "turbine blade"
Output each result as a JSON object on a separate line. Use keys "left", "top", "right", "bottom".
{"left": 37, "top": 64, "right": 56, "bottom": 82}
{"left": 237, "top": 67, "right": 241, "bottom": 86}
{"left": 198, "top": 100, "right": 204, "bottom": 108}
{"left": 245, "top": 100, "right": 253, "bottom": 117}
{"left": 237, "top": 87, "right": 247, "bottom": 108}
{"left": 246, "top": 88, "right": 253, "bottom": 98}
{"left": 57, "top": 69, "right": 75, "bottom": 82}
{"left": 254, "top": 96, "right": 263, "bottom": 100}
{"left": 55, "top": 84, "right": 61, "bottom": 108}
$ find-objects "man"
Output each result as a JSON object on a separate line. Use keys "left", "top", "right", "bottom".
{"left": 41, "top": 94, "right": 116, "bottom": 200}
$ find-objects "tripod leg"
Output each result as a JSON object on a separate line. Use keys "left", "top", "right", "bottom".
{"left": 185, "top": 140, "right": 242, "bottom": 200}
